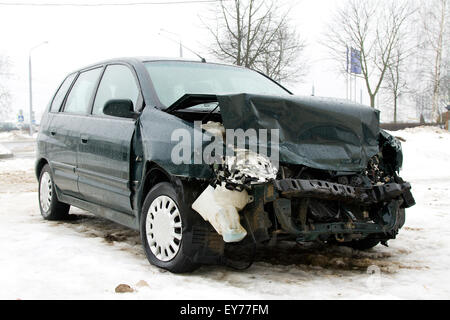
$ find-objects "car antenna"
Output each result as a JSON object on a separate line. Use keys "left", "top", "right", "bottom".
{"left": 179, "top": 42, "right": 206, "bottom": 63}
{"left": 158, "top": 30, "right": 206, "bottom": 63}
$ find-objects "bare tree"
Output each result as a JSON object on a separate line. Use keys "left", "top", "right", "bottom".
{"left": 384, "top": 50, "right": 408, "bottom": 123}
{"left": 382, "top": 21, "right": 418, "bottom": 123}
{"left": 418, "top": 0, "right": 449, "bottom": 122}
{"left": 203, "top": 0, "right": 307, "bottom": 83}
{"left": 324, "top": 0, "right": 414, "bottom": 108}
{"left": 0, "top": 55, "right": 11, "bottom": 121}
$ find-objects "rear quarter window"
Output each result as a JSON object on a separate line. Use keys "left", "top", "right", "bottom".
{"left": 50, "top": 73, "right": 76, "bottom": 112}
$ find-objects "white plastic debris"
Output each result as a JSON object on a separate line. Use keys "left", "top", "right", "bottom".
{"left": 192, "top": 184, "right": 249, "bottom": 243}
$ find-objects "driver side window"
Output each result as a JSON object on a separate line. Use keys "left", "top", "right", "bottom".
{"left": 92, "top": 64, "right": 140, "bottom": 115}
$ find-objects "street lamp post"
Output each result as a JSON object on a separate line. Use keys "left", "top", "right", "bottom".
{"left": 28, "top": 41, "right": 48, "bottom": 136}
{"left": 159, "top": 29, "right": 183, "bottom": 58}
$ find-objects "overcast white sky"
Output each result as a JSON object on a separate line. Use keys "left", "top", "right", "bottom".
{"left": 0, "top": 0, "right": 413, "bottom": 123}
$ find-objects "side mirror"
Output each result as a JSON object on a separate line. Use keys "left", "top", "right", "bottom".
{"left": 103, "top": 99, "right": 138, "bottom": 119}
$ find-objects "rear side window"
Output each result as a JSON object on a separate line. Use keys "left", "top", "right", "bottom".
{"left": 50, "top": 73, "right": 76, "bottom": 112}
{"left": 92, "top": 64, "right": 140, "bottom": 115}
{"left": 64, "top": 68, "right": 102, "bottom": 114}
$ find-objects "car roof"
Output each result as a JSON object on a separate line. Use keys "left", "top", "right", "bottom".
{"left": 73, "top": 56, "right": 242, "bottom": 74}
{"left": 66, "top": 56, "right": 292, "bottom": 110}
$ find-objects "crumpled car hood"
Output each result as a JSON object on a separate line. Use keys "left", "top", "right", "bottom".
{"left": 217, "top": 94, "right": 381, "bottom": 172}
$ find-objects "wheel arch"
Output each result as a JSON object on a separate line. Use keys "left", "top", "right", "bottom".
{"left": 141, "top": 161, "right": 172, "bottom": 205}
{"left": 35, "top": 158, "right": 49, "bottom": 180}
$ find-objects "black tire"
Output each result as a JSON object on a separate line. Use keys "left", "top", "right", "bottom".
{"left": 140, "top": 182, "right": 199, "bottom": 273}
{"left": 38, "top": 164, "right": 71, "bottom": 220}
{"left": 345, "top": 238, "right": 380, "bottom": 250}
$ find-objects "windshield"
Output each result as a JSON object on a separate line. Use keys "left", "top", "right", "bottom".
{"left": 145, "top": 61, "right": 290, "bottom": 109}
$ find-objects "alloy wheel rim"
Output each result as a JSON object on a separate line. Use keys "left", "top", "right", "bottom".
{"left": 146, "top": 195, "right": 182, "bottom": 262}
{"left": 39, "top": 172, "right": 52, "bottom": 213}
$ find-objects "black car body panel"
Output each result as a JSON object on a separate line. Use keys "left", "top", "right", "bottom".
{"left": 219, "top": 93, "right": 380, "bottom": 172}
{"left": 36, "top": 57, "right": 415, "bottom": 268}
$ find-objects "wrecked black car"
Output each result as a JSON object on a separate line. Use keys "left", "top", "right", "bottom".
{"left": 36, "top": 58, "right": 415, "bottom": 273}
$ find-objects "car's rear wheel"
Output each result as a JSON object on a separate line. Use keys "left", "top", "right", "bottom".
{"left": 38, "top": 164, "right": 70, "bottom": 220}
{"left": 140, "top": 182, "right": 199, "bottom": 273}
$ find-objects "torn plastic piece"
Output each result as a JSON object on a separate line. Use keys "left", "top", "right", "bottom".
{"left": 192, "top": 184, "right": 249, "bottom": 243}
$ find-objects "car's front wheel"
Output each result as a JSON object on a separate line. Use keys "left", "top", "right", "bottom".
{"left": 38, "top": 164, "right": 70, "bottom": 220}
{"left": 140, "top": 182, "right": 199, "bottom": 273}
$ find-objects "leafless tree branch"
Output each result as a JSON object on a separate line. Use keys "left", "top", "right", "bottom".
{"left": 202, "top": 0, "right": 307, "bottom": 83}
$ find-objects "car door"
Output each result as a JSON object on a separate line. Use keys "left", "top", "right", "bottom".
{"left": 47, "top": 67, "right": 103, "bottom": 198}
{"left": 42, "top": 72, "right": 76, "bottom": 180}
{"left": 77, "top": 64, "right": 141, "bottom": 214}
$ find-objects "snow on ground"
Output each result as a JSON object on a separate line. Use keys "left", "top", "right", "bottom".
{"left": 0, "top": 126, "right": 449, "bottom": 299}
{"left": 0, "top": 144, "right": 12, "bottom": 158}
{"left": 0, "top": 130, "right": 38, "bottom": 142}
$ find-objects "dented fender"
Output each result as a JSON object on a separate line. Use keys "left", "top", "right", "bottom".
{"left": 138, "top": 106, "right": 214, "bottom": 180}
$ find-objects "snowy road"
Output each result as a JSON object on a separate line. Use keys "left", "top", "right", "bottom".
{"left": 0, "top": 127, "right": 449, "bottom": 299}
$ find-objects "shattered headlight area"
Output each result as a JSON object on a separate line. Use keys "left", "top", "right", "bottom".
{"left": 215, "top": 149, "right": 278, "bottom": 189}
{"left": 201, "top": 121, "right": 278, "bottom": 189}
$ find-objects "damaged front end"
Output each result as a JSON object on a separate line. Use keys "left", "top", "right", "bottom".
{"left": 194, "top": 147, "right": 415, "bottom": 248}
{"left": 164, "top": 93, "right": 416, "bottom": 262}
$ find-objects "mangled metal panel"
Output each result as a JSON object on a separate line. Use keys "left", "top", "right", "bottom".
{"left": 379, "top": 129, "right": 403, "bottom": 173}
{"left": 218, "top": 94, "right": 381, "bottom": 172}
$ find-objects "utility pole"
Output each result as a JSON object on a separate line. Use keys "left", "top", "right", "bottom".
{"left": 346, "top": 46, "right": 349, "bottom": 100}
{"left": 28, "top": 41, "right": 48, "bottom": 136}
{"left": 159, "top": 29, "right": 183, "bottom": 58}
{"left": 28, "top": 55, "right": 33, "bottom": 136}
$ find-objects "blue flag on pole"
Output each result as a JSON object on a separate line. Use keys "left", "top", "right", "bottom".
{"left": 350, "top": 47, "right": 362, "bottom": 74}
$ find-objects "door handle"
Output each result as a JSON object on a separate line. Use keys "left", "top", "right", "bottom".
{"left": 81, "top": 136, "right": 89, "bottom": 144}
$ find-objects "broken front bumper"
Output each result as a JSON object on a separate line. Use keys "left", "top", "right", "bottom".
{"left": 274, "top": 178, "right": 416, "bottom": 208}
{"left": 191, "top": 175, "right": 415, "bottom": 244}
{"left": 243, "top": 178, "right": 414, "bottom": 243}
